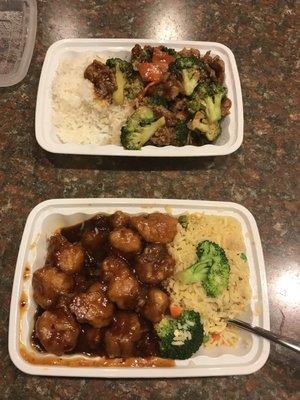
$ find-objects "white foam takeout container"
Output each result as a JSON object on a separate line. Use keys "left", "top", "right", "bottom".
{"left": 9, "top": 199, "right": 269, "bottom": 377}
{"left": 35, "top": 39, "right": 243, "bottom": 157}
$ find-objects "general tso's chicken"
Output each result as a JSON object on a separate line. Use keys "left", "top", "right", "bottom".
{"left": 101, "top": 256, "right": 126, "bottom": 282}
{"left": 56, "top": 293, "right": 74, "bottom": 314}
{"left": 81, "top": 214, "right": 110, "bottom": 253}
{"left": 102, "top": 256, "right": 144, "bottom": 310}
{"left": 81, "top": 228, "right": 106, "bottom": 252}
{"left": 135, "top": 244, "right": 175, "bottom": 284}
{"left": 110, "top": 211, "right": 131, "bottom": 229}
{"left": 58, "top": 243, "right": 85, "bottom": 274}
{"left": 84, "top": 59, "right": 116, "bottom": 100}
{"left": 105, "top": 311, "right": 142, "bottom": 358}
{"left": 35, "top": 309, "right": 80, "bottom": 355}
{"left": 136, "top": 321, "right": 159, "bottom": 357}
{"left": 108, "top": 273, "right": 144, "bottom": 310}
{"left": 109, "top": 227, "right": 142, "bottom": 254}
{"left": 45, "top": 234, "right": 65, "bottom": 265}
{"left": 32, "top": 266, "right": 74, "bottom": 309}
{"left": 46, "top": 234, "right": 85, "bottom": 274}
{"left": 70, "top": 283, "right": 115, "bottom": 328}
{"left": 142, "top": 288, "right": 170, "bottom": 323}
{"left": 80, "top": 326, "right": 103, "bottom": 352}
{"left": 73, "top": 273, "right": 92, "bottom": 293}
{"left": 131, "top": 212, "right": 177, "bottom": 244}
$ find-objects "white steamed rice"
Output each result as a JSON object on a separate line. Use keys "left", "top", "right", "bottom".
{"left": 52, "top": 53, "right": 133, "bottom": 145}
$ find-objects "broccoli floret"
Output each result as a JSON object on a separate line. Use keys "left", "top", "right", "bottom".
{"left": 170, "top": 56, "right": 206, "bottom": 96}
{"left": 170, "top": 121, "right": 191, "bottom": 146}
{"left": 131, "top": 45, "right": 153, "bottom": 70}
{"left": 159, "top": 46, "right": 178, "bottom": 57}
{"left": 188, "top": 82, "right": 227, "bottom": 141}
{"left": 106, "top": 58, "right": 134, "bottom": 76}
{"left": 187, "top": 82, "right": 227, "bottom": 119}
{"left": 156, "top": 310, "right": 204, "bottom": 360}
{"left": 188, "top": 112, "right": 221, "bottom": 141}
{"left": 106, "top": 58, "right": 142, "bottom": 104}
{"left": 176, "top": 240, "right": 230, "bottom": 297}
{"left": 124, "top": 77, "right": 144, "bottom": 100}
{"left": 113, "top": 63, "right": 125, "bottom": 105}
{"left": 144, "top": 95, "right": 170, "bottom": 108}
{"left": 121, "top": 106, "right": 166, "bottom": 150}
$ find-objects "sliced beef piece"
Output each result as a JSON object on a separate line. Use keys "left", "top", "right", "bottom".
{"left": 149, "top": 126, "right": 175, "bottom": 146}
{"left": 147, "top": 73, "right": 182, "bottom": 101}
{"left": 221, "top": 97, "right": 232, "bottom": 117}
{"left": 202, "top": 51, "right": 225, "bottom": 84}
{"left": 209, "top": 55, "right": 225, "bottom": 84}
{"left": 131, "top": 44, "right": 153, "bottom": 62}
{"left": 170, "top": 97, "right": 190, "bottom": 122}
{"left": 84, "top": 60, "right": 116, "bottom": 100}
{"left": 151, "top": 105, "right": 178, "bottom": 127}
{"left": 178, "top": 47, "right": 201, "bottom": 58}
{"left": 160, "top": 73, "right": 183, "bottom": 100}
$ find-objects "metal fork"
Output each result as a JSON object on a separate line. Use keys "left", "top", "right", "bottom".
{"left": 228, "top": 319, "right": 300, "bottom": 353}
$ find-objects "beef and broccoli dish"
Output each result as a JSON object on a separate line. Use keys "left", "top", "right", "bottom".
{"left": 65, "top": 44, "right": 231, "bottom": 150}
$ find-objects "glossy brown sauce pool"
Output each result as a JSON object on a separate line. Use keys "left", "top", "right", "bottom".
{"left": 20, "top": 343, "right": 174, "bottom": 367}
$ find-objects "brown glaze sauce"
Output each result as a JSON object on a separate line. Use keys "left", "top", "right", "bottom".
{"left": 20, "top": 343, "right": 174, "bottom": 367}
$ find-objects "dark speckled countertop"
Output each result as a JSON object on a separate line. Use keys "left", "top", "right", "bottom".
{"left": 0, "top": 0, "right": 299, "bottom": 399}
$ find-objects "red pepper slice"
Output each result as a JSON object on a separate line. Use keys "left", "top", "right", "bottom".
{"left": 137, "top": 62, "right": 164, "bottom": 82}
{"left": 152, "top": 48, "right": 175, "bottom": 66}
{"left": 138, "top": 48, "right": 175, "bottom": 83}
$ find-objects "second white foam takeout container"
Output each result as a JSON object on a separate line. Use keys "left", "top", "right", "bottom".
{"left": 36, "top": 39, "right": 243, "bottom": 156}
{"left": 9, "top": 198, "right": 269, "bottom": 377}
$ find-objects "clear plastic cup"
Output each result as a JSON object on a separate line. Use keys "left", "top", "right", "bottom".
{"left": 0, "top": 0, "right": 37, "bottom": 87}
